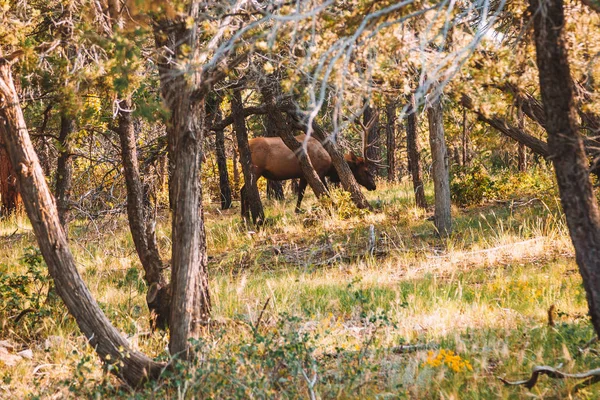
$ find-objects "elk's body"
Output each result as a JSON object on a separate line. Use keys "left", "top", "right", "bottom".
{"left": 243, "top": 134, "right": 376, "bottom": 213}
{"left": 248, "top": 134, "right": 331, "bottom": 181}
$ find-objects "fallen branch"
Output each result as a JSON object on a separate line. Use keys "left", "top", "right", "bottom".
{"left": 499, "top": 365, "right": 600, "bottom": 389}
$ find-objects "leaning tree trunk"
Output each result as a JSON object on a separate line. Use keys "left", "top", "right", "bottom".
{"left": 0, "top": 54, "right": 163, "bottom": 388}
{"left": 155, "top": 10, "right": 211, "bottom": 358}
{"left": 279, "top": 104, "right": 372, "bottom": 210}
{"left": 117, "top": 98, "right": 170, "bottom": 330}
{"left": 260, "top": 74, "right": 327, "bottom": 207}
{"left": 530, "top": 0, "right": 600, "bottom": 336}
{"left": 55, "top": 113, "right": 74, "bottom": 235}
{"left": 427, "top": 95, "right": 452, "bottom": 237}
{"left": 406, "top": 94, "right": 427, "bottom": 209}
{"left": 386, "top": 100, "right": 396, "bottom": 182}
{"left": 232, "top": 88, "right": 265, "bottom": 224}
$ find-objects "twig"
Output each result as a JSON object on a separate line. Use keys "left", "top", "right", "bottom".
{"left": 253, "top": 297, "right": 271, "bottom": 332}
{"left": 499, "top": 365, "right": 600, "bottom": 389}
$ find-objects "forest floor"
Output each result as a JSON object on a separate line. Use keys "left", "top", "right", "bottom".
{"left": 1, "top": 171, "right": 598, "bottom": 399}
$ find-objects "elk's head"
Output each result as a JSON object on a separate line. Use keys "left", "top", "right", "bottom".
{"left": 347, "top": 153, "right": 376, "bottom": 191}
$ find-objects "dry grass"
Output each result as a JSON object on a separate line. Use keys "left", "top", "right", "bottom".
{"left": 1, "top": 175, "right": 597, "bottom": 399}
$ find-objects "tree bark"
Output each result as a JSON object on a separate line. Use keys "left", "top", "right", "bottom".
{"left": 406, "top": 94, "right": 427, "bottom": 209}
{"left": 517, "top": 103, "right": 527, "bottom": 172}
{"left": 55, "top": 113, "right": 73, "bottom": 235}
{"left": 427, "top": 95, "right": 452, "bottom": 237}
{"left": 154, "top": 10, "right": 211, "bottom": 358}
{"left": 117, "top": 98, "right": 170, "bottom": 331}
{"left": 530, "top": 0, "right": 600, "bottom": 336}
{"left": 364, "top": 104, "right": 381, "bottom": 175}
{"left": 461, "top": 93, "right": 550, "bottom": 158}
{"left": 0, "top": 56, "right": 163, "bottom": 388}
{"left": 0, "top": 133, "right": 21, "bottom": 215}
{"left": 207, "top": 94, "right": 232, "bottom": 210}
{"left": 232, "top": 88, "right": 265, "bottom": 224}
{"left": 461, "top": 106, "right": 470, "bottom": 167}
{"left": 386, "top": 101, "right": 396, "bottom": 182}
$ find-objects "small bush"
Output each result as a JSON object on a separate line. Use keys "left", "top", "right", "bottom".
{"left": 450, "top": 163, "right": 496, "bottom": 206}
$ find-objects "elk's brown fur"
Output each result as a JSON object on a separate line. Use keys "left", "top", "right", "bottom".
{"left": 243, "top": 134, "right": 376, "bottom": 213}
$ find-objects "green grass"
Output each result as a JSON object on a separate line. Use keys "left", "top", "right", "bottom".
{"left": 1, "top": 174, "right": 598, "bottom": 399}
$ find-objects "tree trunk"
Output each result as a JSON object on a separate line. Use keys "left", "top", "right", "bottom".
{"left": 154, "top": 10, "right": 211, "bottom": 358}
{"left": 0, "top": 135, "right": 21, "bottom": 215}
{"left": 517, "top": 103, "right": 527, "bottom": 172}
{"left": 364, "top": 104, "right": 380, "bottom": 175}
{"left": 461, "top": 106, "right": 470, "bottom": 167}
{"left": 0, "top": 55, "right": 163, "bottom": 388}
{"left": 232, "top": 88, "right": 265, "bottom": 224}
{"left": 386, "top": 101, "right": 396, "bottom": 182}
{"left": 55, "top": 113, "right": 73, "bottom": 235}
{"left": 427, "top": 95, "right": 452, "bottom": 237}
{"left": 207, "top": 94, "right": 232, "bottom": 210}
{"left": 117, "top": 98, "right": 170, "bottom": 331}
{"left": 530, "top": 0, "right": 600, "bottom": 336}
{"left": 232, "top": 135, "right": 240, "bottom": 196}
{"left": 406, "top": 94, "right": 427, "bottom": 209}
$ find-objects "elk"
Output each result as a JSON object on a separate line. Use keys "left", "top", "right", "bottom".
{"left": 242, "top": 134, "right": 376, "bottom": 214}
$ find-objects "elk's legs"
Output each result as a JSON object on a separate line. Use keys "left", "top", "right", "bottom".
{"left": 295, "top": 178, "right": 308, "bottom": 213}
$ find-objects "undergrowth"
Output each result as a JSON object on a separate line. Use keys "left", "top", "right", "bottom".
{"left": 1, "top": 170, "right": 598, "bottom": 399}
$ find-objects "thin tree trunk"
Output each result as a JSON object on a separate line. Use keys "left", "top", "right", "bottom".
{"left": 517, "top": 103, "right": 527, "bottom": 172}
{"left": 427, "top": 95, "right": 452, "bottom": 237}
{"left": 232, "top": 136, "right": 240, "bottom": 195}
{"left": 461, "top": 106, "right": 470, "bottom": 167}
{"left": 207, "top": 94, "right": 232, "bottom": 210}
{"left": 530, "top": 0, "right": 600, "bottom": 336}
{"left": 117, "top": 98, "right": 170, "bottom": 330}
{"left": 0, "top": 136, "right": 21, "bottom": 215}
{"left": 232, "top": 88, "right": 265, "bottom": 224}
{"left": 406, "top": 94, "right": 427, "bottom": 209}
{"left": 386, "top": 101, "right": 396, "bottom": 182}
{"left": 155, "top": 10, "right": 211, "bottom": 358}
{"left": 55, "top": 113, "right": 73, "bottom": 235}
{"left": 364, "top": 104, "right": 380, "bottom": 175}
{"left": 0, "top": 53, "right": 163, "bottom": 388}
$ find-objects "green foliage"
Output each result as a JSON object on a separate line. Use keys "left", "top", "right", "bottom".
{"left": 451, "top": 164, "right": 556, "bottom": 207}
{"left": 316, "top": 188, "right": 370, "bottom": 219}
{"left": 0, "top": 247, "right": 53, "bottom": 336}
{"left": 450, "top": 163, "right": 496, "bottom": 206}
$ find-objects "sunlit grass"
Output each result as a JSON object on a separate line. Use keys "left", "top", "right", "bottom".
{"left": 1, "top": 174, "right": 597, "bottom": 398}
